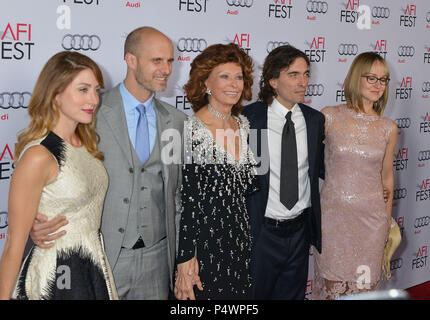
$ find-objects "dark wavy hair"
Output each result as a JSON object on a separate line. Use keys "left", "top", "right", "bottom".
{"left": 258, "top": 45, "right": 310, "bottom": 105}
{"left": 184, "top": 43, "right": 254, "bottom": 116}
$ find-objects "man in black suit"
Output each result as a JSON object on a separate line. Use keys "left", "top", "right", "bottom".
{"left": 242, "top": 45, "right": 325, "bottom": 300}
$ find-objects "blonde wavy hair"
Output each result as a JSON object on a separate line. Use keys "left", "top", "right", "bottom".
{"left": 344, "top": 51, "right": 390, "bottom": 116}
{"left": 15, "top": 51, "right": 104, "bottom": 162}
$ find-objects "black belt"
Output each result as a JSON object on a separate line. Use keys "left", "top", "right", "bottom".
{"left": 264, "top": 214, "right": 305, "bottom": 228}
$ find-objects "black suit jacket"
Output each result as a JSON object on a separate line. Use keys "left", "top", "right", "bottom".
{"left": 242, "top": 101, "right": 325, "bottom": 253}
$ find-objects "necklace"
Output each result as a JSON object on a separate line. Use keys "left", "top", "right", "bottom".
{"left": 208, "top": 104, "right": 231, "bottom": 120}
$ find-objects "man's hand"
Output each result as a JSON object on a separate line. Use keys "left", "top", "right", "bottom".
{"left": 29, "top": 213, "right": 68, "bottom": 248}
{"left": 174, "top": 257, "right": 203, "bottom": 300}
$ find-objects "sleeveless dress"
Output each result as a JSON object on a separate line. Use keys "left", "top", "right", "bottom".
{"left": 312, "top": 105, "right": 396, "bottom": 299}
{"left": 12, "top": 131, "right": 118, "bottom": 300}
{"left": 176, "top": 115, "right": 259, "bottom": 300}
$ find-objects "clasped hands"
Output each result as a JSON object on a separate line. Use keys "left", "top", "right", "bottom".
{"left": 174, "top": 256, "right": 203, "bottom": 300}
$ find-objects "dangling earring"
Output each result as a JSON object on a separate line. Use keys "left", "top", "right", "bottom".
{"left": 206, "top": 88, "right": 211, "bottom": 95}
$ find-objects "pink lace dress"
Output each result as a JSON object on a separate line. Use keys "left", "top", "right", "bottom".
{"left": 312, "top": 105, "right": 396, "bottom": 300}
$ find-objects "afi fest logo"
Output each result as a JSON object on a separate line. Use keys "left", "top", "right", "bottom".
{"left": 400, "top": 4, "right": 417, "bottom": 27}
{"left": 396, "top": 76, "right": 413, "bottom": 100}
{"left": 305, "top": 280, "right": 313, "bottom": 300}
{"left": 226, "top": 0, "right": 253, "bottom": 16}
{"left": 412, "top": 246, "right": 428, "bottom": 270}
{"left": 174, "top": 85, "right": 191, "bottom": 111}
{"left": 419, "top": 112, "right": 430, "bottom": 133}
{"left": 268, "top": 0, "right": 293, "bottom": 19}
{"left": 1, "top": 22, "right": 34, "bottom": 60}
{"left": 178, "top": 0, "right": 208, "bottom": 13}
{"left": 305, "top": 36, "right": 326, "bottom": 63}
{"left": 394, "top": 147, "right": 408, "bottom": 171}
{"left": 424, "top": 46, "right": 430, "bottom": 64}
{"left": 372, "top": 39, "right": 387, "bottom": 59}
{"left": 232, "top": 33, "right": 251, "bottom": 54}
{"left": 0, "top": 143, "right": 15, "bottom": 180}
{"left": 335, "top": 81, "right": 346, "bottom": 103}
{"left": 338, "top": 1, "right": 373, "bottom": 29}
{"left": 416, "top": 178, "right": 430, "bottom": 202}
{"left": 395, "top": 216, "right": 405, "bottom": 238}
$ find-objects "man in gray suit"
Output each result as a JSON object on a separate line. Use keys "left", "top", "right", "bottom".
{"left": 30, "top": 27, "right": 187, "bottom": 299}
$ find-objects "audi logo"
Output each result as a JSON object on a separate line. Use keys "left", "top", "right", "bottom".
{"left": 393, "top": 188, "right": 407, "bottom": 200}
{"left": 266, "top": 41, "right": 289, "bottom": 53}
{"left": 427, "top": 12, "right": 430, "bottom": 23}
{"left": 177, "top": 38, "right": 207, "bottom": 53}
{"left": 338, "top": 43, "right": 358, "bottom": 56}
{"left": 390, "top": 258, "right": 403, "bottom": 271}
{"left": 226, "top": 0, "right": 253, "bottom": 7}
{"left": 0, "top": 212, "right": 7, "bottom": 229}
{"left": 395, "top": 118, "right": 411, "bottom": 129}
{"left": 62, "top": 34, "right": 101, "bottom": 51}
{"left": 414, "top": 216, "right": 430, "bottom": 228}
{"left": 418, "top": 150, "right": 430, "bottom": 161}
{"left": 372, "top": 6, "right": 390, "bottom": 18}
{"left": 0, "top": 92, "right": 31, "bottom": 109}
{"left": 397, "top": 45, "right": 415, "bottom": 57}
{"left": 422, "top": 82, "right": 430, "bottom": 93}
{"left": 306, "top": 1, "right": 328, "bottom": 14}
{"left": 305, "top": 84, "right": 324, "bottom": 97}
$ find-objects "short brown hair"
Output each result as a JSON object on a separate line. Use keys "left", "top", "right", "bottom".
{"left": 344, "top": 51, "right": 390, "bottom": 116}
{"left": 184, "top": 43, "right": 254, "bottom": 116}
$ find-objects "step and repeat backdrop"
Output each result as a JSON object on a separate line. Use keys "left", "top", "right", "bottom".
{"left": 1, "top": 0, "right": 429, "bottom": 295}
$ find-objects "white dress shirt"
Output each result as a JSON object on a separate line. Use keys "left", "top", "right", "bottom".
{"left": 265, "top": 99, "right": 311, "bottom": 220}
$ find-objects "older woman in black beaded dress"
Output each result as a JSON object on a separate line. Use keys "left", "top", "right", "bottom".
{"left": 174, "top": 43, "right": 258, "bottom": 300}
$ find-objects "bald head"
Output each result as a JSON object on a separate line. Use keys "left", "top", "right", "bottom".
{"left": 124, "top": 26, "right": 171, "bottom": 58}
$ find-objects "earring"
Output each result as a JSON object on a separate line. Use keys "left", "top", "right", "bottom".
{"left": 206, "top": 88, "right": 211, "bottom": 95}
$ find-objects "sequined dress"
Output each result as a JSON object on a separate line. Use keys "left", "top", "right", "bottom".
{"left": 177, "top": 115, "right": 258, "bottom": 300}
{"left": 312, "top": 105, "right": 396, "bottom": 299}
{"left": 12, "top": 132, "right": 118, "bottom": 300}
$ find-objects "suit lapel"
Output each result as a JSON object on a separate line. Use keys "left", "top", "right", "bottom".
{"left": 100, "top": 86, "right": 134, "bottom": 167}
{"left": 154, "top": 99, "right": 173, "bottom": 189}
{"left": 299, "top": 103, "right": 316, "bottom": 179}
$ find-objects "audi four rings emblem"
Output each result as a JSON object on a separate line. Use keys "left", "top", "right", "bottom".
{"left": 177, "top": 38, "right": 207, "bottom": 53}
{"left": 395, "top": 118, "right": 411, "bottom": 129}
{"left": 393, "top": 188, "right": 407, "bottom": 200}
{"left": 422, "top": 82, "right": 430, "bottom": 93}
{"left": 0, "top": 212, "right": 7, "bottom": 229}
{"left": 427, "top": 12, "right": 430, "bottom": 23}
{"left": 306, "top": 84, "right": 324, "bottom": 96}
{"left": 62, "top": 34, "right": 101, "bottom": 51}
{"left": 338, "top": 44, "right": 358, "bottom": 56}
{"left": 390, "top": 258, "right": 403, "bottom": 270}
{"left": 397, "top": 46, "right": 415, "bottom": 57}
{"left": 418, "top": 150, "right": 430, "bottom": 161}
{"left": 0, "top": 92, "right": 32, "bottom": 109}
{"left": 226, "top": 0, "right": 253, "bottom": 7}
{"left": 306, "top": 1, "right": 328, "bottom": 14}
{"left": 372, "top": 7, "right": 390, "bottom": 18}
{"left": 414, "top": 216, "right": 430, "bottom": 228}
{"left": 266, "top": 41, "right": 289, "bottom": 53}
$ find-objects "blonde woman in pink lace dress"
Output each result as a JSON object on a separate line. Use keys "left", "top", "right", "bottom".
{"left": 312, "top": 52, "right": 398, "bottom": 299}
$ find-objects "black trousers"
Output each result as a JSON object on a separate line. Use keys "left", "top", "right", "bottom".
{"left": 252, "top": 211, "right": 310, "bottom": 300}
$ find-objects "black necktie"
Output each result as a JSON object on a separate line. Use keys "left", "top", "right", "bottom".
{"left": 280, "top": 111, "right": 298, "bottom": 210}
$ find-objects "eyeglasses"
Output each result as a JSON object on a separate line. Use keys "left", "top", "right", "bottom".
{"left": 361, "top": 75, "right": 390, "bottom": 85}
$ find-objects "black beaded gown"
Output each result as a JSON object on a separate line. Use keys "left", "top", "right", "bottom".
{"left": 177, "top": 115, "right": 258, "bottom": 300}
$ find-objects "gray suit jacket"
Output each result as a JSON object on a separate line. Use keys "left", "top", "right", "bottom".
{"left": 96, "top": 84, "right": 186, "bottom": 287}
